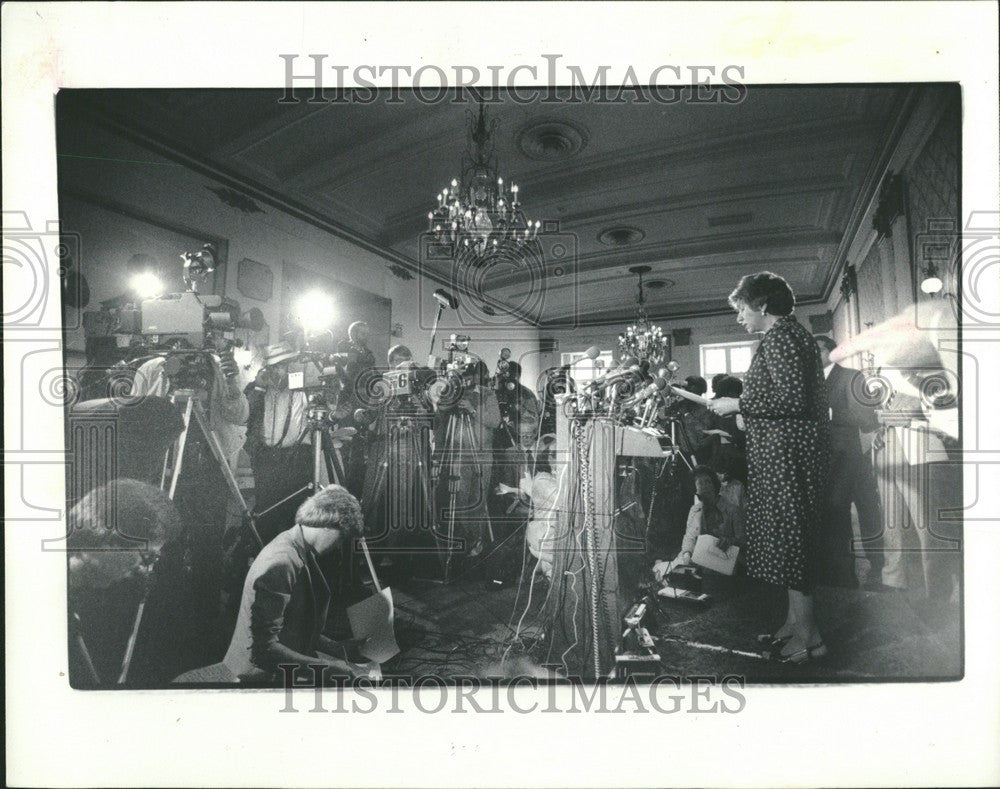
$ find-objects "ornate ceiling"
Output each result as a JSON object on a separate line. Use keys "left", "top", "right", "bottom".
{"left": 58, "top": 86, "right": 913, "bottom": 326}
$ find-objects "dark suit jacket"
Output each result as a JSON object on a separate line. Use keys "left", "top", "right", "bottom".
{"left": 223, "top": 527, "right": 330, "bottom": 681}
{"left": 825, "top": 364, "right": 880, "bottom": 455}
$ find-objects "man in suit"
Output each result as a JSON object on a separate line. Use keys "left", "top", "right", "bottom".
{"left": 815, "top": 335, "right": 885, "bottom": 588}
{"left": 223, "top": 485, "right": 374, "bottom": 684}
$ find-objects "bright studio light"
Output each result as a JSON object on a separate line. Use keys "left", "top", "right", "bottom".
{"left": 130, "top": 272, "right": 164, "bottom": 300}
{"left": 920, "top": 275, "right": 943, "bottom": 295}
{"left": 295, "top": 290, "right": 335, "bottom": 333}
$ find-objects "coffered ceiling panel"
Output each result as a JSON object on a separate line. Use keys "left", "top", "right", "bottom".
{"left": 57, "top": 85, "right": 912, "bottom": 325}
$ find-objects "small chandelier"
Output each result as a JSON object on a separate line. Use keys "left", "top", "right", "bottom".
{"left": 618, "top": 265, "right": 671, "bottom": 365}
{"left": 428, "top": 102, "right": 539, "bottom": 267}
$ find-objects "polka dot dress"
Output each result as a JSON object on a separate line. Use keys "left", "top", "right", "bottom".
{"left": 739, "top": 314, "right": 830, "bottom": 591}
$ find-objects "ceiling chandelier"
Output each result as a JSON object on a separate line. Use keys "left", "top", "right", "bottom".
{"left": 427, "top": 102, "right": 540, "bottom": 267}
{"left": 618, "top": 265, "right": 672, "bottom": 365}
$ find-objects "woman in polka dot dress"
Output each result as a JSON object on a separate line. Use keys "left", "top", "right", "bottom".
{"left": 709, "top": 272, "right": 830, "bottom": 663}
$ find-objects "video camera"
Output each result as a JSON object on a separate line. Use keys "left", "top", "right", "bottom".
{"left": 288, "top": 352, "right": 350, "bottom": 393}
{"left": 383, "top": 366, "right": 435, "bottom": 399}
{"left": 440, "top": 334, "right": 479, "bottom": 382}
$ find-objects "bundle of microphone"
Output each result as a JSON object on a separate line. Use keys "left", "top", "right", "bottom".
{"left": 575, "top": 356, "right": 681, "bottom": 426}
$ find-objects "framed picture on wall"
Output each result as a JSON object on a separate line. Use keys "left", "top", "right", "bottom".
{"left": 236, "top": 257, "right": 274, "bottom": 302}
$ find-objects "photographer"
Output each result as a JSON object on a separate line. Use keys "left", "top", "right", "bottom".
{"left": 337, "top": 321, "right": 377, "bottom": 496}
{"left": 360, "top": 347, "right": 437, "bottom": 565}
{"left": 129, "top": 336, "right": 249, "bottom": 467}
{"left": 128, "top": 337, "right": 248, "bottom": 639}
{"left": 492, "top": 359, "right": 541, "bottom": 450}
{"left": 432, "top": 358, "right": 501, "bottom": 558}
{"left": 244, "top": 343, "right": 315, "bottom": 545}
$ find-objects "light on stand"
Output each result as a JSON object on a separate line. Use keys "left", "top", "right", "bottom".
{"left": 920, "top": 263, "right": 944, "bottom": 295}
{"left": 295, "top": 290, "right": 335, "bottom": 334}
{"left": 130, "top": 271, "right": 165, "bottom": 300}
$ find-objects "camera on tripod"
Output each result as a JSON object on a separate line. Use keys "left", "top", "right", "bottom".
{"left": 442, "top": 334, "right": 480, "bottom": 384}
{"left": 287, "top": 351, "right": 349, "bottom": 393}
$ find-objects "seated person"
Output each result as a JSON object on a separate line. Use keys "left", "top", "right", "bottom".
{"left": 67, "top": 479, "right": 182, "bottom": 687}
{"left": 223, "top": 485, "right": 374, "bottom": 684}
{"left": 495, "top": 433, "right": 558, "bottom": 578}
{"left": 652, "top": 465, "right": 745, "bottom": 582}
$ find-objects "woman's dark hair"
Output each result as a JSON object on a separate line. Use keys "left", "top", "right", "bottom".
{"left": 691, "top": 464, "right": 721, "bottom": 495}
{"left": 684, "top": 375, "right": 708, "bottom": 396}
{"left": 715, "top": 375, "right": 744, "bottom": 398}
{"left": 728, "top": 271, "right": 795, "bottom": 316}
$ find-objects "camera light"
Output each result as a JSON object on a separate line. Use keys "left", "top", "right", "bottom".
{"left": 130, "top": 272, "right": 164, "bottom": 300}
{"left": 920, "top": 275, "right": 943, "bottom": 295}
{"left": 296, "top": 290, "right": 335, "bottom": 333}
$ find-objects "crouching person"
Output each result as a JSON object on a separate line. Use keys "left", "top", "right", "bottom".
{"left": 223, "top": 485, "right": 374, "bottom": 685}
{"left": 653, "top": 465, "right": 745, "bottom": 583}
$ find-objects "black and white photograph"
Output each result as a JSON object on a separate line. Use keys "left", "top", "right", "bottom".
{"left": 4, "top": 3, "right": 999, "bottom": 787}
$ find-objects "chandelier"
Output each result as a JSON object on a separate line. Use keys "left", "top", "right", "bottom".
{"left": 427, "top": 102, "right": 539, "bottom": 267}
{"left": 618, "top": 265, "right": 671, "bottom": 365}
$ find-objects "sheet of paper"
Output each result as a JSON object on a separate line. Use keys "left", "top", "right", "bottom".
{"left": 347, "top": 587, "right": 400, "bottom": 663}
{"left": 668, "top": 386, "right": 711, "bottom": 407}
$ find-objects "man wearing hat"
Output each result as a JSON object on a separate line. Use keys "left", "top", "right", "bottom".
{"left": 244, "top": 341, "right": 315, "bottom": 544}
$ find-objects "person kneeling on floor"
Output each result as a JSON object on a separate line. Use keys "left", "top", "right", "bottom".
{"left": 223, "top": 485, "right": 375, "bottom": 684}
{"left": 652, "top": 464, "right": 745, "bottom": 583}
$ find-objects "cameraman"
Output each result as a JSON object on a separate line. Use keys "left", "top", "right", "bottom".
{"left": 337, "top": 321, "right": 377, "bottom": 496}
{"left": 129, "top": 337, "right": 249, "bottom": 467}
{"left": 492, "top": 359, "right": 540, "bottom": 450}
{"left": 360, "top": 347, "right": 437, "bottom": 566}
{"left": 127, "top": 337, "right": 249, "bottom": 666}
{"left": 432, "top": 358, "right": 501, "bottom": 558}
{"left": 244, "top": 343, "right": 318, "bottom": 544}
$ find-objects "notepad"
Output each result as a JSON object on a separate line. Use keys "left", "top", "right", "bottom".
{"left": 691, "top": 534, "right": 739, "bottom": 575}
{"left": 347, "top": 587, "right": 400, "bottom": 663}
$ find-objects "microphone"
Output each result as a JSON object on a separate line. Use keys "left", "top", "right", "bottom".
{"left": 433, "top": 289, "right": 458, "bottom": 309}
{"left": 623, "top": 376, "right": 667, "bottom": 408}
{"left": 586, "top": 356, "right": 639, "bottom": 390}
{"left": 579, "top": 345, "right": 601, "bottom": 362}
{"left": 586, "top": 363, "right": 642, "bottom": 393}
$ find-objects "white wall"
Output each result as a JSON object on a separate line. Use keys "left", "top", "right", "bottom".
{"left": 59, "top": 117, "right": 540, "bottom": 382}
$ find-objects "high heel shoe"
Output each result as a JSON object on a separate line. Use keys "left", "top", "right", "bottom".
{"left": 755, "top": 633, "right": 790, "bottom": 649}
{"left": 767, "top": 641, "right": 828, "bottom": 664}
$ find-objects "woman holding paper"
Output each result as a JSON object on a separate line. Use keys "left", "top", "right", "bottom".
{"left": 708, "top": 272, "right": 830, "bottom": 663}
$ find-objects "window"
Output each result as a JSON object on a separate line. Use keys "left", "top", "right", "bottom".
{"left": 700, "top": 340, "right": 756, "bottom": 396}
{"left": 561, "top": 350, "right": 615, "bottom": 385}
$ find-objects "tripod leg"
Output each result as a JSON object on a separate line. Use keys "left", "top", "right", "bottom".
{"left": 166, "top": 397, "right": 195, "bottom": 500}
{"left": 463, "top": 413, "right": 494, "bottom": 544}
{"left": 117, "top": 591, "right": 148, "bottom": 684}
{"left": 190, "top": 402, "right": 264, "bottom": 549}
{"left": 313, "top": 429, "right": 325, "bottom": 487}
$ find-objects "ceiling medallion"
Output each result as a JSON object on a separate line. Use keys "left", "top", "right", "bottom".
{"left": 598, "top": 225, "right": 646, "bottom": 247}
{"left": 516, "top": 120, "right": 589, "bottom": 161}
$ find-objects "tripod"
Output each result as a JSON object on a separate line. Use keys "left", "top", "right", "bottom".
{"left": 253, "top": 410, "right": 349, "bottom": 527}
{"left": 161, "top": 388, "right": 264, "bottom": 546}
{"left": 436, "top": 407, "right": 496, "bottom": 584}
{"left": 362, "top": 411, "right": 437, "bottom": 571}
